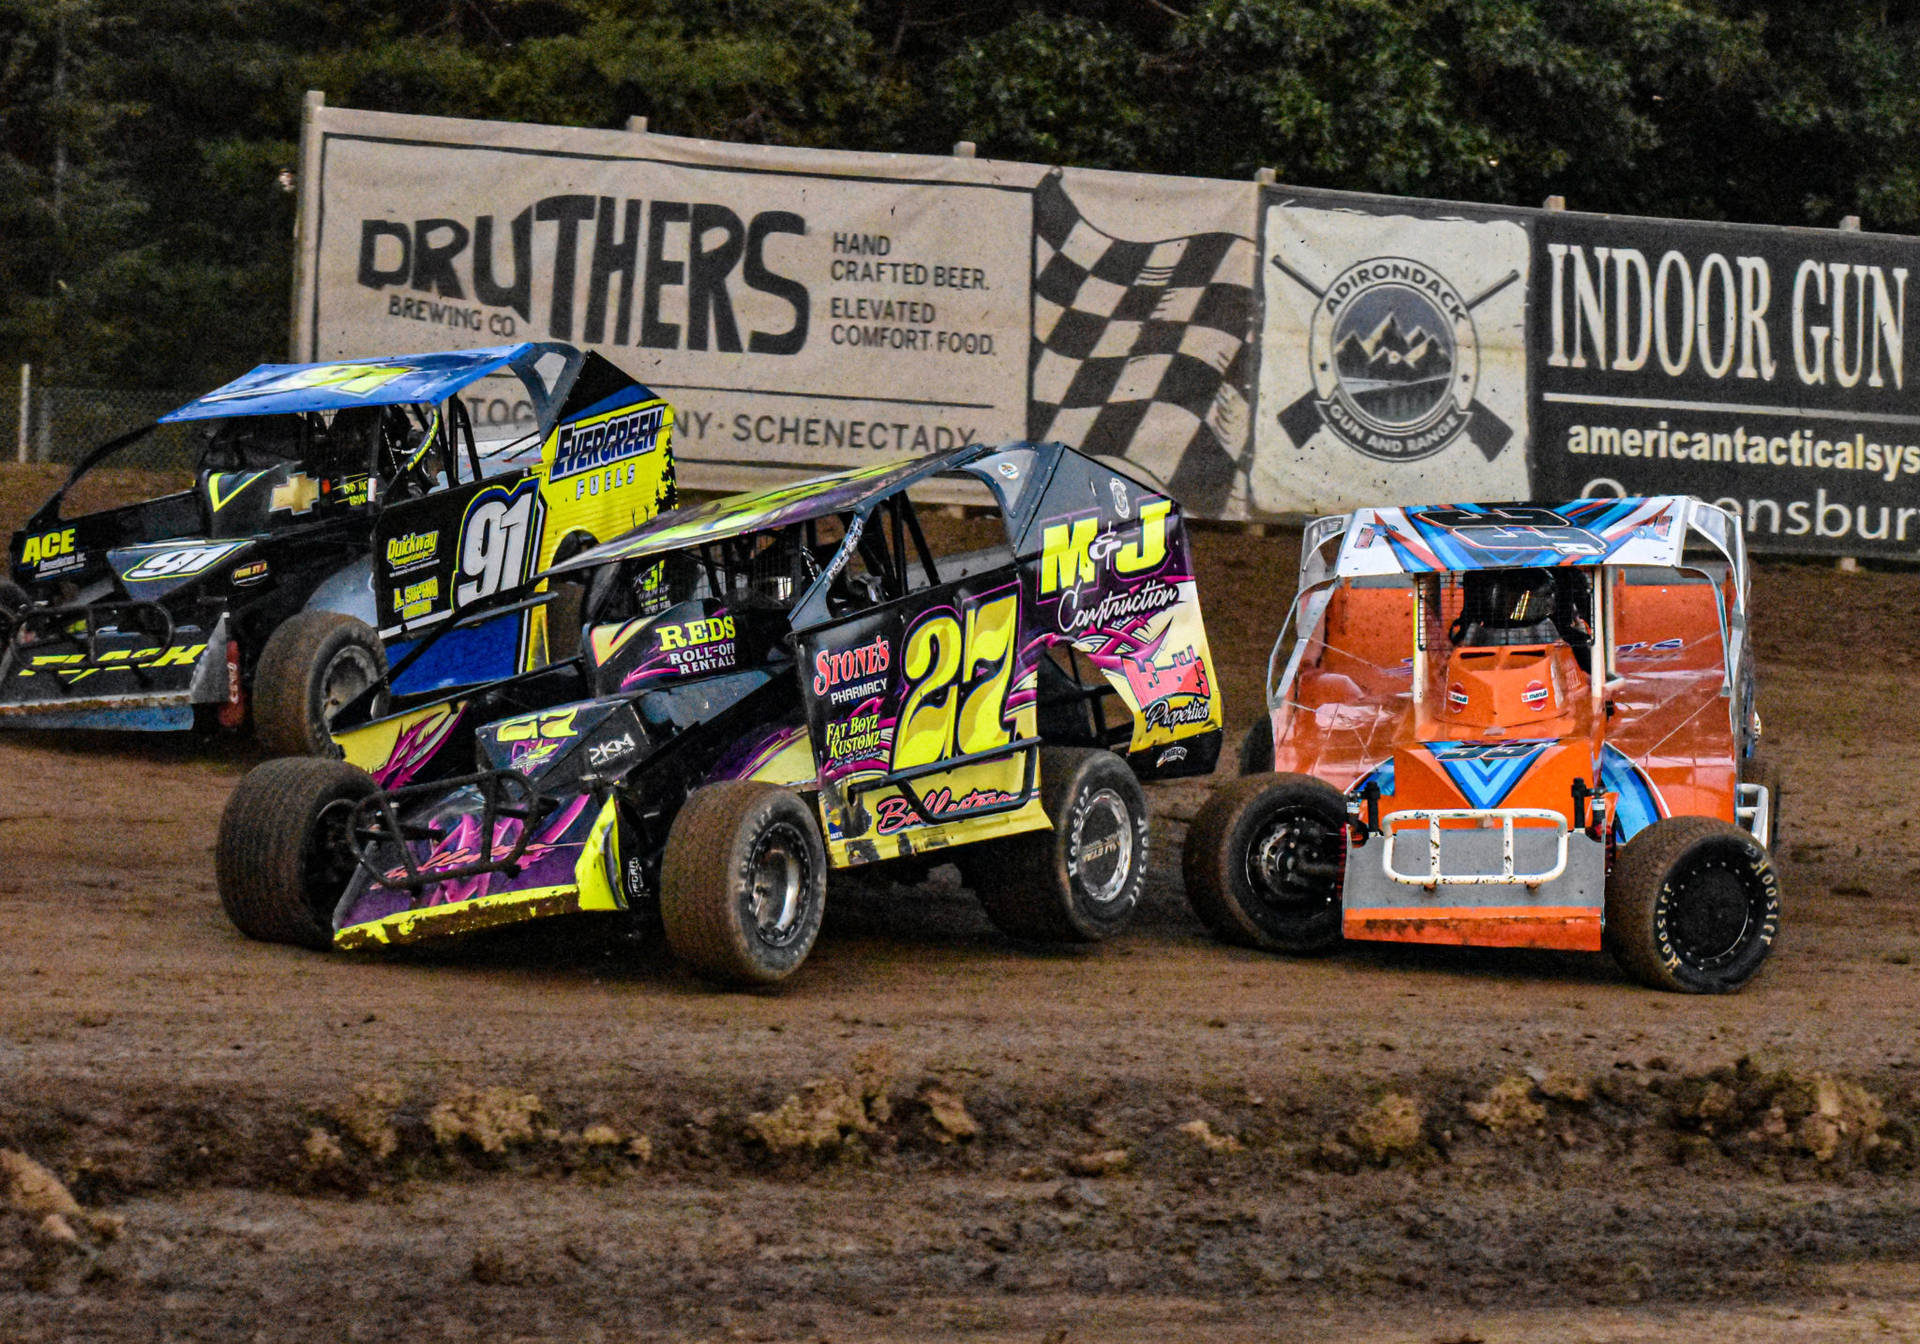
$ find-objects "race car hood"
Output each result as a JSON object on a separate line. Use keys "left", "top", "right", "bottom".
{"left": 104, "top": 539, "right": 265, "bottom": 602}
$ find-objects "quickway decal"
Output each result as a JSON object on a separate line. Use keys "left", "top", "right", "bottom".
{"left": 1599, "top": 743, "right": 1663, "bottom": 841}
{"left": 1428, "top": 740, "right": 1552, "bottom": 810}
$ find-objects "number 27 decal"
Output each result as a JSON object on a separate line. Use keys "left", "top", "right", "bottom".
{"left": 892, "top": 585, "right": 1027, "bottom": 771}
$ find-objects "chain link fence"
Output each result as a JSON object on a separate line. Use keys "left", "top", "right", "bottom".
{"left": 13, "top": 379, "right": 202, "bottom": 469}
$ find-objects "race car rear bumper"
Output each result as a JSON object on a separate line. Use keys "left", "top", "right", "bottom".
{"left": 0, "top": 614, "right": 230, "bottom": 731}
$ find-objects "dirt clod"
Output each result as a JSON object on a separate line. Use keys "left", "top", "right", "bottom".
{"left": 429, "top": 1087, "right": 544, "bottom": 1154}
{"left": 1347, "top": 1093, "right": 1425, "bottom": 1162}
{"left": 1177, "top": 1119, "right": 1244, "bottom": 1154}
{"left": 1467, "top": 1075, "right": 1548, "bottom": 1133}
{"left": 1063, "top": 1148, "right": 1131, "bottom": 1177}
{"left": 921, "top": 1084, "right": 980, "bottom": 1142}
{"left": 335, "top": 1081, "right": 403, "bottom": 1159}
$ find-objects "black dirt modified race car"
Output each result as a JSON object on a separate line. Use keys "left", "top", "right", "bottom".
{"left": 0, "top": 343, "right": 675, "bottom": 752}
{"left": 214, "top": 441, "right": 1225, "bottom": 986}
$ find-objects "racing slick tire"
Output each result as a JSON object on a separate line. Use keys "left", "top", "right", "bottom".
{"left": 972, "top": 747, "right": 1149, "bottom": 944}
{"left": 1605, "top": 816, "right": 1781, "bottom": 994}
{"left": 1741, "top": 753, "right": 1784, "bottom": 847}
{"left": 660, "top": 782, "right": 827, "bottom": 987}
{"left": 215, "top": 757, "right": 377, "bottom": 950}
{"left": 252, "top": 610, "right": 386, "bottom": 758}
{"left": 1183, "top": 773, "right": 1347, "bottom": 955}
{"left": 1237, "top": 713, "right": 1275, "bottom": 777}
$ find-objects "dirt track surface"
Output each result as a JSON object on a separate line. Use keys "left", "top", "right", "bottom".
{"left": 4, "top": 463, "right": 1920, "bottom": 1341}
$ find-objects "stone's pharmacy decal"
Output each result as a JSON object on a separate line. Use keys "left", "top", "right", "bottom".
{"left": 1531, "top": 211, "right": 1920, "bottom": 557}
{"left": 1254, "top": 198, "right": 1532, "bottom": 514}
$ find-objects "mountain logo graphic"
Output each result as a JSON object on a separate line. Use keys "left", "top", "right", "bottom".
{"left": 1272, "top": 253, "right": 1517, "bottom": 464}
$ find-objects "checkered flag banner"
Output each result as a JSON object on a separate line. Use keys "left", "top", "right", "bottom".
{"left": 1029, "top": 170, "right": 1256, "bottom": 515}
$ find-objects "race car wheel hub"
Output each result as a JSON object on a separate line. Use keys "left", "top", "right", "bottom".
{"left": 300, "top": 798, "right": 361, "bottom": 923}
{"left": 1073, "top": 787, "right": 1134, "bottom": 905}
{"left": 321, "top": 645, "right": 380, "bottom": 719}
{"left": 747, "top": 820, "right": 811, "bottom": 948}
{"left": 1666, "top": 857, "right": 1755, "bottom": 970}
{"left": 1246, "top": 807, "right": 1340, "bottom": 914}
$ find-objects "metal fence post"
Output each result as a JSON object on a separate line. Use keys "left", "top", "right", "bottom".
{"left": 15, "top": 364, "right": 27, "bottom": 464}
{"left": 33, "top": 381, "right": 51, "bottom": 463}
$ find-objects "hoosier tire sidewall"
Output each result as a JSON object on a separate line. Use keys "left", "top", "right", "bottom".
{"left": 251, "top": 611, "right": 387, "bottom": 759}
{"left": 1607, "top": 817, "right": 1782, "bottom": 994}
{"left": 660, "top": 783, "right": 826, "bottom": 988}
{"left": 215, "top": 757, "right": 377, "bottom": 950}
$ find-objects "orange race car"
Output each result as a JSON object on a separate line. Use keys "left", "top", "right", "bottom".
{"left": 1185, "top": 498, "right": 1781, "bottom": 993}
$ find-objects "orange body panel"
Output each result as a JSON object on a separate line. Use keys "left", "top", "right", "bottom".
{"left": 1343, "top": 906, "right": 1602, "bottom": 951}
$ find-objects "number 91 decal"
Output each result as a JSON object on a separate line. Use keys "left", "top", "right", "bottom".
{"left": 455, "top": 479, "right": 540, "bottom": 608}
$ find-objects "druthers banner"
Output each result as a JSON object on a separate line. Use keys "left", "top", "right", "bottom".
{"left": 298, "top": 105, "right": 1920, "bottom": 553}
{"left": 296, "top": 107, "right": 1254, "bottom": 511}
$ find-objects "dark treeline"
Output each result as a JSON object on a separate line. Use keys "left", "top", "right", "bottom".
{"left": 4, "top": 0, "right": 1919, "bottom": 388}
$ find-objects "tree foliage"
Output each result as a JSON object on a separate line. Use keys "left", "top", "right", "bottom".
{"left": 4, "top": 0, "right": 1920, "bottom": 385}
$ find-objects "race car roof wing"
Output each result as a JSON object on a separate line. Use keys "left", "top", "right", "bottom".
{"left": 1331, "top": 497, "right": 1744, "bottom": 585}
{"left": 159, "top": 343, "right": 582, "bottom": 429}
{"left": 540, "top": 441, "right": 1105, "bottom": 580}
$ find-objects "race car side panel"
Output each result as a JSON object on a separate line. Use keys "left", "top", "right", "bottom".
{"left": 370, "top": 368, "right": 675, "bottom": 692}
{"left": 797, "top": 572, "right": 1052, "bottom": 867}
{"left": 1024, "top": 453, "right": 1224, "bottom": 776}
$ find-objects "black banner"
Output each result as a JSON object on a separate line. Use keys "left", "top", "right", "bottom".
{"left": 1529, "top": 212, "right": 1920, "bottom": 556}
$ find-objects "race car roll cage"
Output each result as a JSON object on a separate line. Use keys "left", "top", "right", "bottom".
{"left": 1263, "top": 499, "right": 1770, "bottom": 854}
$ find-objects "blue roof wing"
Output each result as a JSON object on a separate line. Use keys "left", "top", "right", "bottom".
{"left": 159, "top": 343, "right": 579, "bottom": 427}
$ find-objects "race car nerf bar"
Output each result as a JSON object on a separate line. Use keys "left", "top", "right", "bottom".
{"left": 348, "top": 768, "right": 559, "bottom": 891}
{"left": 843, "top": 735, "right": 1043, "bottom": 828}
{"left": 1378, "top": 808, "right": 1571, "bottom": 889}
{"left": 6, "top": 599, "right": 176, "bottom": 666}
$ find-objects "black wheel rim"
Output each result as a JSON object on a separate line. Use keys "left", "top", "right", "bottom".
{"left": 1665, "top": 854, "right": 1761, "bottom": 971}
{"left": 1073, "top": 787, "right": 1135, "bottom": 905}
{"left": 1243, "top": 805, "right": 1342, "bottom": 928}
{"left": 746, "top": 820, "right": 813, "bottom": 949}
{"left": 301, "top": 796, "right": 362, "bottom": 929}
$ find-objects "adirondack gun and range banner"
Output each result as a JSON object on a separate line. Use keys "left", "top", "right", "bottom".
{"left": 295, "top": 100, "right": 1920, "bottom": 557}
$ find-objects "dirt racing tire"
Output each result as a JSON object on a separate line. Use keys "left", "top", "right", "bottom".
{"left": 660, "top": 782, "right": 827, "bottom": 987}
{"left": 972, "top": 747, "right": 1149, "bottom": 944}
{"left": 252, "top": 610, "right": 386, "bottom": 758}
{"left": 1741, "top": 753, "right": 1784, "bottom": 846}
{"left": 0, "top": 579, "right": 27, "bottom": 616}
{"left": 1604, "top": 816, "right": 1781, "bottom": 994}
{"left": 1237, "top": 713, "right": 1275, "bottom": 777}
{"left": 215, "top": 756, "right": 377, "bottom": 950}
{"left": 1183, "top": 773, "right": 1347, "bottom": 954}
